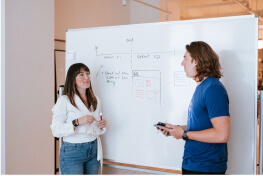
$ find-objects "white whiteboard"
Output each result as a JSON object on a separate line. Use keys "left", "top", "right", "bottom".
{"left": 66, "top": 15, "right": 258, "bottom": 174}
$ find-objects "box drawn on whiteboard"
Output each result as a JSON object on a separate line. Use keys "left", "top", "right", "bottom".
{"left": 132, "top": 70, "right": 161, "bottom": 105}
{"left": 66, "top": 50, "right": 76, "bottom": 60}
{"left": 173, "top": 71, "right": 190, "bottom": 86}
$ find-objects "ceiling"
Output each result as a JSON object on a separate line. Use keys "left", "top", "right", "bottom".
{"left": 177, "top": 0, "right": 263, "bottom": 24}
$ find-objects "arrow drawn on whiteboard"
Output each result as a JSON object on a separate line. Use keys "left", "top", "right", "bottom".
{"left": 96, "top": 65, "right": 103, "bottom": 77}
{"left": 95, "top": 46, "right": 98, "bottom": 56}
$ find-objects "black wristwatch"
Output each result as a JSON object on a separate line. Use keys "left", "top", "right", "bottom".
{"left": 72, "top": 119, "right": 79, "bottom": 127}
{"left": 182, "top": 130, "right": 189, "bottom": 141}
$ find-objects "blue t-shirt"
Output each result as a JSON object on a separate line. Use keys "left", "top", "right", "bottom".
{"left": 182, "top": 77, "right": 230, "bottom": 173}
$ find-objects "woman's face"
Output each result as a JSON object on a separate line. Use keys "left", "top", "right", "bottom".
{"left": 75, "top": 68, "right": 91, "bottom": 91}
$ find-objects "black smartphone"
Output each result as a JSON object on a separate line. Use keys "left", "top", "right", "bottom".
{"left": 153, "top": 122, "right": 166, "bottom": 128}
{"left": 154, "top": 122, "right": 172, "bottom": 129}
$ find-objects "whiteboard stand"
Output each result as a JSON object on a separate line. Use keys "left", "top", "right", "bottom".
{"left": 259, "top": 90, "right": 263, "bottom": 174}
{"left": 58, "top": 85, "right": 64, "bottom": 175}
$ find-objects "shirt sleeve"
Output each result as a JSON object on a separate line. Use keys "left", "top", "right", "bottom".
{"left": 100, "top": 127, "right": 107, "bottom": 135}
{"left": 205, "top": 85, "right": 230, "bottom": 119}
{"left": 50, "top": 96, "right": 75, "bottom": 138}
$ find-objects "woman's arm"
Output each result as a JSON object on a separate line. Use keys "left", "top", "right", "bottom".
{"left": 50, "top": 97, "right": 75, "bottom": 138}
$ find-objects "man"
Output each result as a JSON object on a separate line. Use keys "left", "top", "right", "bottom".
{"left": 158, "top": 41, "right": 230, "bottom": 174}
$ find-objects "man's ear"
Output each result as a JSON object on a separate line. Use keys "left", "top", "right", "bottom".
{"left": 192, "top": 59, "right": 198, "bottom": 65}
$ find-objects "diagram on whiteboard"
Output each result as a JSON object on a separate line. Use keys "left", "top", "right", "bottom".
{"left": 173, "top": 71, "right": 190, "bottom": 86}
{"left": 94, "top": 38, "right": 175, "bottom": 70}
{"left": 132, "top": 70, "right": 161, "bottom": 105}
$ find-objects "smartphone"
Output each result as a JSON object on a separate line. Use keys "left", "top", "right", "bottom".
{"left": 154, "top": 122, "right": 173, "bottom": 130}
{"left": 153, "top": 122, "right": 166, "bottom": 128}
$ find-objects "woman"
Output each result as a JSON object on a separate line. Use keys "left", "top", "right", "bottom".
{"left": 50, "top": 63, "right": 107, "bottom": 175}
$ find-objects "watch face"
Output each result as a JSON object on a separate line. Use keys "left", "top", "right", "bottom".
{"left": 72, "top": 119, "right": 78, "bottom": 127}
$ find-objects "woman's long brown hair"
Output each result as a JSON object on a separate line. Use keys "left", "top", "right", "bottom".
{"left": 63, "top": 63, "right": 97, "bottom": 111}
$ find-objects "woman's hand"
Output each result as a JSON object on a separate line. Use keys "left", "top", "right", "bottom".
{"left": 78, "top": 115, "right": 95, "bottom": 125}
{"left": 98, "top": 119, "right": 107, "bottom": 129}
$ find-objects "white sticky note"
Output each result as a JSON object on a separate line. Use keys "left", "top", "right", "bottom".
{"left": 66, "top": 50, "right": 76, "bottom": 60}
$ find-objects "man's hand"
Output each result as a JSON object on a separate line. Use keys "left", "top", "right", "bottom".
{"left": 158, "top": 123, "right": 185, "bottom": 139}
{"left": 166, "top": 124, "right": 184, "bottom": 139}
{"left": 157, "top": 126, "right": 171, "bottom": 137}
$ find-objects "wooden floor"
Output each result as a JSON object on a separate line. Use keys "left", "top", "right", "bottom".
{"left": 56, "top": 164, "right": 175, "bottom": 175}
{"left": 102, "top": 165, "right": 159, "bottom": 175}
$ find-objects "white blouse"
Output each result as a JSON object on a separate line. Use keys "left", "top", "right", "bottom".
{"left": 50, "top": 94, "right": 106, "bottom": 163}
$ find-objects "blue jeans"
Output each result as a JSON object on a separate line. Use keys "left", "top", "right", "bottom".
{"left": 59, "top": 139, "right": 99, "bottom": 175}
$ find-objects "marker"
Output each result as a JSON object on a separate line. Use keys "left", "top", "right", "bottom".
{"left": 100, "top": 112, "right": 103, "bottom": 121}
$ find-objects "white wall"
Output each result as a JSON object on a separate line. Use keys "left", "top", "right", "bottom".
{"left": 130, "top": 0, "right": 160, "bottom": 24}
{"left": 55, "top": 0, "right": 182, "bottom": 44}
{"left": 1, "top": 0, "right": 6, "bottom": 174}
{"left": 5, "top": 0, "right": 54, "bottom": 174}
{"left": 55, "top": 0, "right": 130, "bottom": 41}
{"left": 55, "top": 0, "right": 164, "bottom": 51}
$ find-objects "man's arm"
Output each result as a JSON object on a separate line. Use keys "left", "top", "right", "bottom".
{"left": 187, "top": 116, "right": 230, "bottom": 143}
{"left": 163, "top": 116, "right": 230, "bottom": 143}
{"left": 178, "top": 125, "right": 187, "bottom": 131}
{"left": 157, "top": 124, "right": 187, "bottom": 136}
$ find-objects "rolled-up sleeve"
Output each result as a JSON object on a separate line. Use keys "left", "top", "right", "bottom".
{"left": 50, "top": 97, "right": 75, "bottom": 138}
{"left": 100, "top": 127, "right": 106, "bottom": 135}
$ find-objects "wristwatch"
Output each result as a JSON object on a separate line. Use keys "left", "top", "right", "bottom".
{"left": 72, "top": 119, "right": 79, "bottom": 127}
{"left": 182, "top": 130, "right": 189, "bottom": 141}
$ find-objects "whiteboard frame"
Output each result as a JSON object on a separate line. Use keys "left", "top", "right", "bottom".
{"left": 66, "top": 15, "right": 258, "bottom": 174}
{"left": 254, "top": 14, "right": 258, "bottom": 175}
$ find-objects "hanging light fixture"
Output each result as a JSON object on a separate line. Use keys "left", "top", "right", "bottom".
{"left": 165, "top": 0, "right": 169, "bottom": 20}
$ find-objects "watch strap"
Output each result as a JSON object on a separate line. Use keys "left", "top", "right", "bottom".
{"left": 72, "top": 119, "right": 79, "bottom": 127}
{"left": 182, "top": 130, "right": 189, "bottom": 141}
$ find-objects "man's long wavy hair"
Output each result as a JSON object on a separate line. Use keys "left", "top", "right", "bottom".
{"left": 63, "top": 63, "right": 97, "bottom": 111}
{"left": 186, "top": 41, "right": 223, "bottom": 82}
